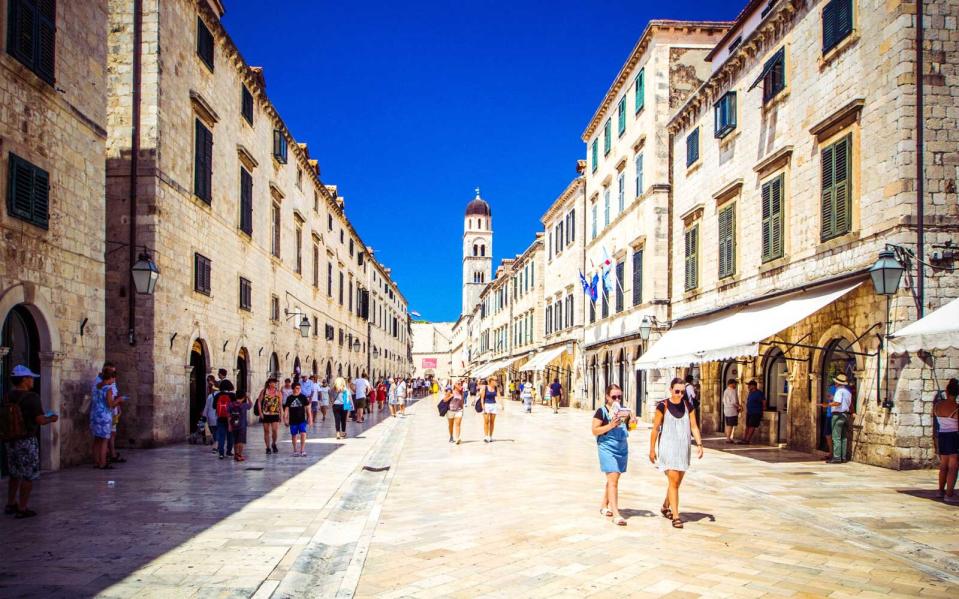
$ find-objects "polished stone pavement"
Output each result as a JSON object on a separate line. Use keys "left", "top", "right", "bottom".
{"left": 1, "top": 397, "right": 957, "bottom": 598}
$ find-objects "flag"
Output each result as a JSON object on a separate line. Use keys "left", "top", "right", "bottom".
{"left": 589, "top": 274, "right": 599, "bottom": 302}
{"left": 579, "top": 271, "right": 590, "bottom": 294}
{"left": 600, "top": 247, "right": 613, "bottom": 292}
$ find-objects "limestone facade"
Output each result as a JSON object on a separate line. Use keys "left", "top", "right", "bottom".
{"left": 665, "top": 0, "right": 959, "bottom": 468}
{"left": 582, "top": 21, "right": 730, "bottom": 417}
{"left": 104, "top": 0, "right": 410, "bottom": 448}
{"left": 0, "top": 0, "right": 109, "bottom": 468}
{"left": 411, "top": 321, "right": 454, "bottom": 382}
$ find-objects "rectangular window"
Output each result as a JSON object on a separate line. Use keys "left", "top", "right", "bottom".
{"left": 530, "top": 261, "right": 534, "bottom": 286}
{"left": 566, "top": 295, "right": 574, "bottom": 327}
{"left": 821, "top": 134, "right": 852, "bottom": 241}
{"left": 327, "top": 262, "right": 333, "bottom": 297}
{"left": 272, "top": 129, "right": 288, "bottom": 164}
{"left": 617, "top": 96, "right": 626, "bottom": 136}
{"left": 7, "top": 0, "right": 56, "bottom": 83}
{"left": 239, "top": 277, "right": 252, "bottom": 311}
{"left": 591, "top": 139, "right": 598, "bottom": 172}
{"left": 617, "top": 173, "right": 625, "bottom": 213}
{"left": 635, "top": 154, "right": 644, "bottom": 197}
{"left": 194, "top": 253, "right": 212, "bottom": 295}
{"left": 545, "top": 305, "right": 552, "bottom": 335}
{"left": 714, "top": 92, "right": 737, "bottom": 139}
{"left": 822, "top": 0, "right": 853, "bottom": 54}
{"left": 686, "top": 127, "right": 699, "bottom": 167}
{"left": 684, "top": 225, "right": 699, "bottom": 291}
{"left": 718, "top": 203, "right": 736, "bottom": 278}
{"left": 338, "top": 271, "right": 344, "bottom": 305}
{"left": 603, "top": 119, "right": 611, "bottom": 155}
{"left": 295, "top": 219, "right": 303, "bottom": 274}
{"left": 271, "top": 202, "right": 281, "bottom": 257}
{"left": 601, "top": 285, "right": 609, "bottom": 319}
{"left": 196, "top": 16, "right": 214, "bottom": 70}
{"left": 241, "top": 85, "right": 253, "bottom": 125}
{"left": 591, "top": 203, "right": 598, "bottom": 239}
{"left": 569, "top": 209, "right": 575, "bottom": 243}
{"left": 239, "top": 167, "right": 252, "bottom": 235}
{"left": 327, "top": 214, "right": 333, "bottom": 231}
{"left": 194, "top": 119, "right": 213, "bottom": 203}
{"left": 631, "top": 249, "right": 643, "bottom": 306}
{"left": 762, "top": 48, "right": 786, "bottom": 102}
{"left": 6, "top": 153, "right": 49, "bottom": 229}
{"left": 312, "top": 240, "right": 319, "bottom": 287}
{"left": 348, "top": 279, "right": 353, "bottom": 312}
{"left": 762, "top": 174, "right": 785, "bottom": 262}
{"left": 349, "top": 238, "right": 354, "bottom": 257}
{"left": 634, "top": 69, "right": 645, "bottom": 113}
{"left": 603, "top": 189, "right": 610, "bottom": 227}
{"left": 271, "top": 295, "right": 279, "bottom": 321}
{"left": 615, "top": 260, "right": 625, "bottom": 313}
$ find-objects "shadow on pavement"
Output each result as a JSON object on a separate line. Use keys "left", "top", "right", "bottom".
{"left": 0, "top": 407, "right": 399, "bottom": 598}
{"left": 897, "top": 489, "right": 959, "bottom": 507}
{"left": 703, "top": 436, "right": 825, "bottom": 464}
{"left": 619, "top": 508, "right": 656, "bottom": 519}
{"left": 680, "top": 511, "right": 717, "bottom": 523}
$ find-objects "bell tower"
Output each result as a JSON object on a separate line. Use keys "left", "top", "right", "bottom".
{"left": 462, "top": 188, "right": 492, "bottom": 317}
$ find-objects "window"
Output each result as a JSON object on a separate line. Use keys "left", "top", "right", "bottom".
{"left": 603, "top": 119, "right": 611, "bottom": 155}
{"left": 601, "top": 285, "right": 609, "bottom": 319}
{"left": 239, "top": 168, "right": 252, "bottom": 235}
{"left": 6, "top": 153, "right": 49, "bottom": 229}
{"left": 821, "top": 135, "right": 852, "bottom": 241}
{"left": 631, "top": 249, "right": 643, "bottom": 306}
{"left": 338, "top": 271, "right": 344, "bottom": 305}
{"left": 603, "top": 189, "right": 610, "bottom": 227}
{"left": 728, "top": 35, "right": 743, "bottom": 52}
{"left": 686, "top": 127, "right": 699, "bottom": 167}
{"left": 591, "top": 140, "right": 598, "bottom": 172}
{"left": 822, "top": 0, "right": 853, "bottom": 53}
{"left": 239, "top": 277, "right": 252, "bottom": 311}
{"left": 327, "top": 262, "right": 333, "bottom": 297}
{"left": 6, "top": 0, "right": 56, "bottom": 83}
{"left": 271, "top": 295, "right": 280, "bottom": 321}
{"left": 196, "top": 16, "right": 214, "bottom": 70}
{"left": 194, "top": 253, "right": 211, "bottom": 295}
{"left": 566, "top": 295, "right": 574, "bottom": 327}
{"left": 294, "top": 218, "right": 303, "bottom": 274}
{"left": 591, "top": 203, "right": 598, "bottom": 239}
{"left": 762, "top": 174, "right": 785, "bottom": 262}
{"left": 313, "top": 191, "right": 319, "bottom": 213}
{"left": 271, "top": 202, "right": 281, "bottom": 257}
{"left": 568, "top": 210, "right": 575, "bottom": 243}
{"left": 530, "top": 261, "right": 534, "bottom": 285}
{"left": 194, "top": 120, "right": 213, "bottom": 203}
{"left": 635, "top": 154, "right": 644, "bottom": 197}
{"left": 272, "top": 129, "right": 288, "bottom": 164}
{"left": 312, "top": 239, "right": 320, "bottom": 287}
{"left": 617, "top": 173, "right": 625, "bottom": 213}
{"left": 615, "top": 260, "right": 624, "bottom": 313}
{"left": 759, "top": 48, "right": 786, "bottom": 103}
{"left": 634, "top": 69, "right": 645, "bottom": 113}
{"left": 296, "top": 167, "right": 303, "bottom": 190}
{"left": 714, "top": 92, "right": 737, "bottom": 139}
{"left": 718, "top": 203, "right": 736, "bottom": 278}
{"left": 684, "top": 225, "right": 699, "bottom": 291}
{"left": 327, "top": 214, "right": 333, "bottom": 231}
{"left": 349, "top": 238, "right": 354, "bottom": 257}
{"left": 348, "top": 278, "right": 353, "bottom": 312}
{"left": 241, "top": 85, "right": 253, "bottom": 125}
{"left": 340, "top": 229, "right": 344, "bottom": 244}
{"left": 545, "top": 304, "right": 552, "bottom": 335}
{"left": 617, "top": 96, "right": 626, "bottom": 136}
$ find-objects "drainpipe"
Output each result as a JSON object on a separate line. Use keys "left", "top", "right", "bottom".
{"left": 128, "top": 0, "right": 143, "bottom": 345}
{"left": 915, "top": 0, "right": 925, "bottom": 317}
{"left": 581, "top": 177, "right": 589, "bottom": 409}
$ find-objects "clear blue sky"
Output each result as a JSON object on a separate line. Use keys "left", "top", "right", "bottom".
{"left": 223, "top": 0, "right": 741, "bottom": 322}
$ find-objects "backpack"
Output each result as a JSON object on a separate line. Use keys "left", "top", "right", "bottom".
{"left": 229, "top": 404, "right": 241, "bottom": 429}
{"left": 0, "top": 397, "right": 27, "bottom": 441}
{"left": 216, "top": 393, "right": 231, "bottom": 419}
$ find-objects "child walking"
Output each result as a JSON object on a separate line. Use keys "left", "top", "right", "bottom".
{"left": 230, "top": 392, "right": 252, "bottom": 462}
{"left": 284, "top": 381, "right": 312, "bottom": 457}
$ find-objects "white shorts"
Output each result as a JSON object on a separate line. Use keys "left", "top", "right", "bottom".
{"left": 482, "top": 402, "right": 498, "bottom": 415}
{"left": 388, "top": 398, "right": 400, "bottom": 405}
{"left": 446, "top": 410, "right": 463, "bottom": 419}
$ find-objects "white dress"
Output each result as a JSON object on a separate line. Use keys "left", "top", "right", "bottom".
{"left": 657, "top": 400, "right": 692, "bottom": 472}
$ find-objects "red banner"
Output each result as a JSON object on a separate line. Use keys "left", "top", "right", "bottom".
{"left": 422, "top": 358, "right": 437, "bottom": 368}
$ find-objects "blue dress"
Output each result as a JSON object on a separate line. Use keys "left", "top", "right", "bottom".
{"left": 596, "top": 406, "right": 628, "bottom": 473}
{"left": 90, "top": 385, "right": 113, "bottom": 439}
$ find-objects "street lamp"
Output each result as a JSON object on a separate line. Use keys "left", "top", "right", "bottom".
{"left": 298, "top": 316, "right": 310, "bottom": 337}
{"left": 131, "top": 252, "right": 160, "bottom": 295}
{"left": 870, "top": 247, "right": 905, "bottom": 410}
{"left": 352, "top": 338, "right": 361, "bottom": 353}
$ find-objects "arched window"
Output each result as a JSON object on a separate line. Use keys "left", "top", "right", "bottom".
{"left": 820, "top": 339, "right": 858, "bottom": 450}
{"left": 473, "top": 244, "right": 478, "bottom": 257}
{"left": 480, "top": 244, "right": 486, "bottom": 257}
{"left": 764, "top": 348, "right": 788, "bottom": 444}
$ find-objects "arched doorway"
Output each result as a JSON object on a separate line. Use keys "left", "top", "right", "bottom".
{"left": 764, "top": 348, "right": 789, "bottom": 444}
{"left": 293, "top": 356, "right": 301, "bottom": 379}
{"left": 269, "top": 352, "right": 279, "bottom": 379}
{"left": 236, "top": 348, "right": 249, "bottom": 398}
{"left": 326, "top": 360, "right": 333, "bottom": 381}
{"left": 820, "top": 339, "right": 858, "bottom": 451}
{"left": 312, "top": 359, "right": 318, "bottom": 377}
{"left": 1, "top": 306, "right": 42, "bottom": 477}
{"left": 189, "top": 340, "right": 208, "bottom": 432}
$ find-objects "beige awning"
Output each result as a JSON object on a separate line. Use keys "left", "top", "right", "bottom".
{"left": 519, "top": 347, "right": 566, "bottom": 372}
{"left": 889, "top": 297, "right": 959, "bottom": 352}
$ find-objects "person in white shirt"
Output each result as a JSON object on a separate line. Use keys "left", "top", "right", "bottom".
{"left": 520, "top": 380, "right": 534, "bottom": 413}
{"left": 317, "top": 379, "right": 331, "bottom": 422}
{"left": 387, "top": 377, "right": 400, "bottom": 417}
{"left": 304, "top": 375, "right": 319, "bottom": 423}
{"left": 826, "top": 374, "right": 854, "bottom": 464}
{"left": 721, "top": 379, "right": 741, "bottom": 443}
{"left": 351, "top": 373, "right": 371, "bottom": 423}
{"left": 396, "top": 378, "right": 408, "bottom": 416}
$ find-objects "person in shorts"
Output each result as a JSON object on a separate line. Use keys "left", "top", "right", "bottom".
{"left": 396, "top": 378, "right": 408, "bottom": 416}
{"left": 283, "top": 382, "right": 312, "bottom": 457}
{"left": 317, "top": 378, "right": 331, "bottom": 422}
{"left": 721, "top": 379, "right": 740, "bottom": 443}
{"left": 3, "top": 365, "right": 58, "bottom": 519}
{"left": 742, "top": 380, "right": 766, "bottom": 444}
{"left": 549, "top": 378, "right": 563, "bottom": 414}
{"left": 229, "top": 392, "right": 252, "bottom": 462}
{"left": 351, "top": 372, "right": 371, "bottom": 423}
{"left": 479, "top": 378, "right": 500, "bottom": 443}
{"left": 446, "top": 382, "right": 465, "bottom": 444}
{"left": 257, "top": 378, "right": 282, "bottom": 454}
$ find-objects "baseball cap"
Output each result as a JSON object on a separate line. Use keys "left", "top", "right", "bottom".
{"left": 12, "top": 365, "right": 40, "bottom": 377}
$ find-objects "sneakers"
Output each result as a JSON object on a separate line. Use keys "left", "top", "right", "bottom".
{"left": 266, "top": 447, "right": 272, "bottom": 455}
{"left": 271, "top": 443, "right": 278, "bottom": 453}
{"left": 449, "top": 435, "right": 454, "bottom": 443}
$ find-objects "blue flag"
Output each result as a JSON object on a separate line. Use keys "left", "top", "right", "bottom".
{"left": 589, "top": 274, "right": 599, "bottom": 302}
{"left": 579, "top": 271, "right": 590, "bottom": 294}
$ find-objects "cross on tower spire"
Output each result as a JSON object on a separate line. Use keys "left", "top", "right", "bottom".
{"left": 474, "top": 187, "right": 481, "bottom": 199}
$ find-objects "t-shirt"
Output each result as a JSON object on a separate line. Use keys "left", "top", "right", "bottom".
{"left": 396, "top": 382, "right": 407, "bottom": 398}
{"left": 353, "top": 378, "right": 370, "bottom": 399}
{"left": 520, "top": 383, "right": 533, "bottom": 399}
{"left": 833, "top": 386, "right": 852, "bottom": 413}
{"left": 722, "top": 388, "right": 740, "bottom": 417}
{"left": 5, "top": 389, "right": 43, "bottom": 437}
{"left": 593, "top": 406, "right": 628, "bottom": 428}
{"left": 449, "top": 393, "right": 464, "bottom": 411}
{"left": 318, "top": 386, "right": 330, "bottom": 402}
{"left": 229, "top": 399, "right": 251, "bottom": 429}
{"left": 746, "top": 390, "right": 765, "bottom": 414}
{"left": 685, "top": 384, "right": 698, "bottom": 406}
{"left": 204, "top": 392, "right": 218, "bottom": 422}
{"left": 284, "top": 393, "right": 309, "bottom": 425}
{"left": 549, "top": 383, "right": 562, "bottom": 397}
{"left": 281, "top": 387, "right": 293, "bottom": 401}
{"left": 299, "top": 379, "right": 314, "bottom": 399}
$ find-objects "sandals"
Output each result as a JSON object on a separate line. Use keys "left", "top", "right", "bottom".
{"left": 612, "top": 517, "right": 627, "bottom": 526}
{"left": 600, "top": 508, "right": 613, "bottom": 517}
{"left": 672, "top": 518, "right": 684, "bottom": 529}
{"left": 660, "top": 506, "right": 673, "bottom": 520}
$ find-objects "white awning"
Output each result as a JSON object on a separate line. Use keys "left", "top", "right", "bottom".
{"left": 636, "top": 281, "right": 862, "bottom": 370}
{"left": 519, "top": 347, "right": 566, "bottom": 372}
{"left": 889, "top": 297, "right": 959, "bottom": 352}
{"left": 473, "top": 359, "right": 509, "bottom": 379}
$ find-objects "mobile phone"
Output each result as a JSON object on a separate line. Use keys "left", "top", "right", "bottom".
{"left": 45, "top": 411, "right": 57, "bottom": 418}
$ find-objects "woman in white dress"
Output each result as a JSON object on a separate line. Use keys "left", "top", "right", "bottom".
{"left": 649, "top": 377, "right": 703, "bottom": 529}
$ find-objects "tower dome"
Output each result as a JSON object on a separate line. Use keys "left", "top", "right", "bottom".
{"left": 465, "top": 187, "right": 491, "bottom": 217}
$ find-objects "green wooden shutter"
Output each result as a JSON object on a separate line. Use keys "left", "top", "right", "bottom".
{"left": 632, "top": 249, "right": 643, "bottom": 306}
{"left": 36, "top": 0, "right": 55, "bottom": 83}
{"left": 823, "top": 0, "right": 853, "bottom": 53}
{"left": 820, "top": 144, "right": 835, "bottom": 240}
{"left": 31, "top": 163, "right": 49, "bottom": 228}
{"left": 604, "top": 119, "right": 611, "bottom": 154}
{"left": 618, "top": 97, "right": 626, "bottom": 135}
{"left": 770, "top": 175, "right": 784, "bottom": 259}
{"left": 761, "top": 180, "right": 772, "bottom": 260}
{"left": 718, "top": 205, "right": 735, "bottom": 278}
{"left": 685, "top": 226, "right": 698, "bottom": 290}
{"left": 635, "top": 69, "right": 645, "bottom": 112}
{"left": 240, "top": 168, "right": 252, "bottom": 235}
{"left": 591, "top": 140, "right": 598, "bottom": 172}
{"left": 833, "top": 135, "right": 851, "bottom": 236}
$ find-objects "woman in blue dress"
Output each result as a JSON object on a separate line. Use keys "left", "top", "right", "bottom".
{"left": 592, "top": 383, "right": 630, "bottom": 526}
{"left": 91, "top": 370, "right": 124, "bottom": 469}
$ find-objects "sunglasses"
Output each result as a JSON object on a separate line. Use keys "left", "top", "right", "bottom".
{"left": 610, "top": 394, "right": 623, "bottom": 400}
{"left": 672, "top": 389, "right": 684, "bottom": 394}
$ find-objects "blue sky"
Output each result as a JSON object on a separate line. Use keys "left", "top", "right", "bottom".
{"left": 223, "top": 0, "right": 741, "bottom": 322}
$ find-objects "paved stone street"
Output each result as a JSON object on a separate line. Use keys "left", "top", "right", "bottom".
{"left": 2, "top": 397, "right": 958, "bottom": 598}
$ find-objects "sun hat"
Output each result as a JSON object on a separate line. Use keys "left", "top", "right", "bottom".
{"left": 834, "top": 374, "right": 850, "bottom": 385}
{"left": 11, "top": 365, "right": 39, "bottom": 377}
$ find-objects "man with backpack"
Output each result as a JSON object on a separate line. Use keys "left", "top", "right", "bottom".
{"left": 2, "top": 365, "right": 57, "bottom": 519}
{"left": 214, "top": 380, "right": 236, "bottom": 459}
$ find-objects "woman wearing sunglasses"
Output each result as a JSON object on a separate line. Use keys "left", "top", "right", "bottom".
{"left": 650, "top": 377, "right": 704, "bottom": 529}
{"left": 592, "top": 383, "right": 631, "bottom": 526}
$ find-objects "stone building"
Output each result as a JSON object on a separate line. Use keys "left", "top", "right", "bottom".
{"left": 104, "top": 0, "right": 409, "bottom": 448}
{"left": 537, "top": 175, "right": 587, "bottom": 407}
{"left": 462, "top": 189, "right": 492, "bottom": 317}
{"left": 411, "top": 321, "right": 454, "bottom": 382}
{"left": 0, "top": 0, "right": 109, "bottom": 469}
{"left": 651, "top": 0, "right": 959, "bottom": 468}
{"left": 582, "top": 20, "right": 730, "bottom": 416}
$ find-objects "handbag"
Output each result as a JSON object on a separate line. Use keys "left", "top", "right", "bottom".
{"left": 341, "top": 391, "right": 354, "bottom": 412}
{"left": 474, "top": 398, "right": 484, "bottom": 413}
{"left": 438, "top": 399, "right": 450, "bottom": 417}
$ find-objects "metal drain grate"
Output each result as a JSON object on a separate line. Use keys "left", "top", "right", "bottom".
{"left": 362, "top": 466, "right": 390, "bottom": 472}
{"left": 245, "top": 467, "right": 264, "bottom": 471}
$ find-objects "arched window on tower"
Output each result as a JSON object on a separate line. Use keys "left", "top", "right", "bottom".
{"left": 480, "top": 244, "right": 486, "bottom": 257}
{"left": 473, "top": 244, "right": 478, "bottom": 257}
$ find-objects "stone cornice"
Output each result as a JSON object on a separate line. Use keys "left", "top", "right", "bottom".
{"left": 809, "top": 98, "right": 866, "bottom": 140}
{"left": 581, "top": 20, "right": 732, "bottom": 141}
{"left": 236, "top": 144, "right": 258, "bottom": 170}
{"left": 711, "top": 178, "right": 743, "bottom": 203}
{"left": 540, "top": 177, "right": 585, "bottom": 224}
{"left": 752, "top": 145, "right": 794, "bottom": 176}
{"left": 189, "top": 90, "right": 219, "bottom": 125}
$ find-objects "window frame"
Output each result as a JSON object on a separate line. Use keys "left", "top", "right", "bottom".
{"left": 714, "top": 91, "right": 737, "bottom": 139}
{"left": 603, "top": 119, "right": 611, "bottom": 155}
{"left": 761, "top": 173, "right": 785, "bottom": 262}
{"left": 822, "top": 0, "right": 854, "bottom": 54}
{"left": 193, "top": 119, "right": 213, "bottom": 204}
{"left": 239, "top": 166, "right": 253, "bottom": 236}
{"left": 241, "top": 85, "right": 254, "bottom": 125}
{"left": 686, "top": 127, "right": 700, "bottom": 167}
{"left": 6, "top": 152, "right": 50, "bottom": 229}
{"left": 6, "top": 0, "right": 56, "bottom": 84}
{"left": 634, "top": 68, "right": 645, "bottom": 113}
{"left": 631, "top": 248, "right": 643, "bottom": 306}
{"left": 239, "top": 277, "right": 252, "bottom": 312}
{"left": 717, "top": 202, "right": 737, "bottom": 279}
{"left": 762, "top": 48, "right": 786, "bottom": 103}
{"left": 635, "top": 153, "right": 644, "bottom": 198}
{"left": 684, "top": 224, "right": 699, "bottom": 292}
{"left": 820, "top": 134, "right": 853, "bottom": 242}
{"left": 272, "top": 129, "right": 288, "bottom": 164}
{"left": 196, "top": 16, "right": 214, "bottom": 72}
{"left": 194, "top": 253, "right": 212, "bottom": 296}
{"left": 617, "top": 96, "right": 627, "bottom": 136}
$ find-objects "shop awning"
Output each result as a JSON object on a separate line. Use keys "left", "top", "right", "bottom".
{"left": 635, "top": 281, "right": 862, "bottom": 370}
{"left": 889, "top": 297, "right": 959, "bottom": 352}
{"left": 519, "top": 347, "right": 566, "bottom": 372}
{"left": 472, "top": 359, "right": 510, "bottom": 379}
